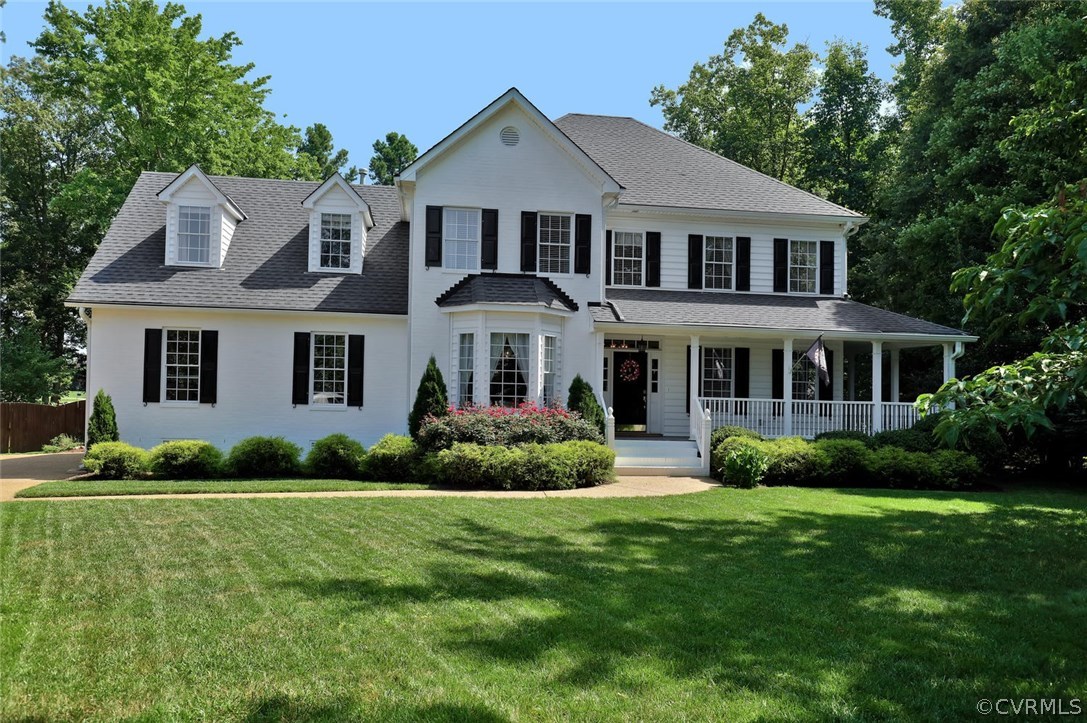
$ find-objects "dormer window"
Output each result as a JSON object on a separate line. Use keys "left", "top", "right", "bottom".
{"left": 178, "top": 206, "right": 212, "bottom": 264}
{"left": 320, "top": 213, "right": 353, "bottom": 270}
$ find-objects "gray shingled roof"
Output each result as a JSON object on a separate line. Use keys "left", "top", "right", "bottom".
{"left": 590, "top": 288, "right": 969, "bottom": 337}
{"left": 67, "top": 171, "right": 408, "bottom": 314}
{"left": 436, "top": 273, "right": 578, "bottom": 312}
{"left": 554, "top": 114, "right": 864, "bottom": 218}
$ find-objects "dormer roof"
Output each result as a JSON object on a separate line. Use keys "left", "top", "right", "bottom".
{"left": 156, "top": 164, "right": 247, "bottom": 221}
{"left": 301, "top": 172, "right": 374, "bottom": 229}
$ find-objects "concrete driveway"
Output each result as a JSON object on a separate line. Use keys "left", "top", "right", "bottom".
{"left": 0, "top": 451, "right": 85, "bottom": 501}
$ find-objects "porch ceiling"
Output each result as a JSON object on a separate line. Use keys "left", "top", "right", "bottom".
{"left": 590, "top": 288, "right": 975, "bottom": 343}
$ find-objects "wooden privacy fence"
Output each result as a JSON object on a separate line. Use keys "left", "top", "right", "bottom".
{"left": 1, "top": 401, "right": 86, "bottom": 453}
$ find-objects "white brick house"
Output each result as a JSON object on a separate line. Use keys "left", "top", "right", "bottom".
{"left": 68, "top": 89, "right": 974, "bottom": 474}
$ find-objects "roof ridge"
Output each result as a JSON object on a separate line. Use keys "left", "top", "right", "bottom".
{"left": 620, "top": 117, "right": 864, "bottom": 218}
{"left": 140, "top": 169, "right": 398, "bottom": 195}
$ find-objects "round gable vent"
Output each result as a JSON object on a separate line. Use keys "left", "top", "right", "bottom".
{"left": 500, "top": 126, "right": 520, "bottom": 146}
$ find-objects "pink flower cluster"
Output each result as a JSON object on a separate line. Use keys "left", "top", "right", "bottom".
{"left": 445, "top": 401, "right": 573, "bottom": 419}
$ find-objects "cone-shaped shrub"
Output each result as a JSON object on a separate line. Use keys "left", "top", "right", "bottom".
{"left": 567, "top": 375, "right": 606, "bottom": 435}
{"left": 409, "top": 356, "right": 449, "bottom": 439}
{"left": 86, "top": 389, "right": 119, "bottom": 449}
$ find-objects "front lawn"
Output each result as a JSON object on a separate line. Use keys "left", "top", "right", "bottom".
{"left": 15, "top": 478, "right": 433, "bottom": 498}
{"left": 2, "top": 487, "right": 1085, "bottom": 721}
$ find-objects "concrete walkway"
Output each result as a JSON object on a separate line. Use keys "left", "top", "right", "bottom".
{"left": 2, "top": 451, "right": 718, "bottom": 501}
{"left": 1, "top": 451, "right": 86, "bottom": 501}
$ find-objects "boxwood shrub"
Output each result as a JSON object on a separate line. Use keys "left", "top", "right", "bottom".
{"left": 709, "top": 426, "right": 764, "bottom": 480}
{"left": 148, "top": 440, "right": 223, "bottom": 479}
{"left": 306, "top": 433, "right": 367, "bottom": 479}
{"left": 366, "top": 434, "right": 419, "bottom": 482}
{"left": 227, "top": 436, "right": 302, "bottom": 478}
{"left": 83, "top": 441, "right": 149, "bottom": 480}
{"left": 437, "top": 441, "right": 614, "bottom": 490}
{"left": 416, "top": 403, "right": 603, "bottom": 453}
{"left": 813, "top": 429, "right": 872, "bottom": 445}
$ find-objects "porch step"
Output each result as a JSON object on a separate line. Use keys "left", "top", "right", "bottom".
{"left": 614, "top": 439, "right": 706, "bottom": 477}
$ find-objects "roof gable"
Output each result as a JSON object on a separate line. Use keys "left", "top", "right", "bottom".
{"left": 397, "top": 88, "right": 621, "bottom": 195}
{"left": 302, "top": 173, "right": 373, "bottom": 228}
{"left": 157, "top": 164, "right": 247, "bottom": 221}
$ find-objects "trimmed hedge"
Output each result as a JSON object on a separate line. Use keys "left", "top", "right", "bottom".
{"left": 437, "top": 441, "right": 614, "bottom": 490}
{"left": 813, "top": 430, "right": 871, "bottom": 444}
{"left": 227, "top": 436, "right": 302, "bottom": 478}
{"left": 366, "top": 434, "right": 419, "bottom": 482}
{"left": 416, "top": 403, "right": 603, "bottom": 453}
{"left": 306, "top": 434, "right": 367, "bottom": 479}
{"left": 149, "top": 440, "right": 223, "bottom": 479}
{"left": 710, "top": 426, "right": 764, "bottom": 481}
{"left": 84, "top": 441, "right": 149, "bottom": 480}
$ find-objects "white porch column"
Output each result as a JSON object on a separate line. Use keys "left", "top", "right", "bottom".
{"left": 890, "top": 348, "right": 901, "bottom": 403}
{"left": 847, "top": 352, "right": 856, "bottom": 401}
{"left": 783, "top": 337, "right": 794, "bottom": 436}
{"left": 871, "top": 341, "right": 883, "bottom": 434}
{"left": 595, "top": 332, "right": 606, "bottom": 394}
{"left": 832, "top": 341, "right": 845, "bottom": 401}
{"left": 689, "top": 335, "right": 700, "bottom": 415}
{"left": 942, "top": 342, "right": 956, "bottom": 383}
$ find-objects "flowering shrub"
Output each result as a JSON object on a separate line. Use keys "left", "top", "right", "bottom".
{"left": 436, "top": 440, "right": 614, "bottom": 490}
{"left": 416, "top": 401, "right": 604, "bottom": 453}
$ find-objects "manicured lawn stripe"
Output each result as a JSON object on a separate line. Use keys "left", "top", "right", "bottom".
{"left": 15, "top": 479, "right": 433, "bottom": 498}
{"left": 2, "top": 488, "right": 1085, "bottom": 721}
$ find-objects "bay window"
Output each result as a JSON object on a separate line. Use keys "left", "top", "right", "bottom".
{"left": 541, "top": 335, "right": 557, "bottom": 405}
{"left": 489, "top": 333, "right": 529, "bottom": 407}
{"left": 457, "top": 333, "right": 475, "bottom": 407}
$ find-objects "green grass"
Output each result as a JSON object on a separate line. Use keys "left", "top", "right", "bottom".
{"left": 59, "top": 390, "right": 86, "bottom": 403}
{"left": 2, "top": 487, "right": 1085, "bottom": 721}
{"left": 15, "top": 478, "right": 432, "bottom": 498}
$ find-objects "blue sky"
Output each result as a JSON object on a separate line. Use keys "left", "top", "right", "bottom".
{"left": 2, "top": 2, "right": 898, "bottom": 175}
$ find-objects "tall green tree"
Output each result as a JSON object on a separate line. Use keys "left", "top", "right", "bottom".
{"left": 368, "top": 132, "right": 418, "bottom": 186}
{"left": 650, "top": 13, "right": 817, "bottom": 183}
{"left": 298, "top": 123, "right": 359, "bottom": 181}
{"left": 800, "top": 40, "right": 886, "bottom": 212}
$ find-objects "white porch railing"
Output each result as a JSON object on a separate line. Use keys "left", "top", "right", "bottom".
{"left": 699, "top": 398, "right": 920, "bottom": 439}
{"left": 690, "top": 396, "right": 712, "bottom": 475}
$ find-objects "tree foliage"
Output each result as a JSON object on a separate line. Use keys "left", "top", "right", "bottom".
{"left": 86, "top": 389, "right": 120, "bottom": 449}
{"left": 298, "top": 123, "right": 360, "bottom": 182}
{"left": 409, "top": 356, "right": 449, "bottom": 440}
{"left": 368, "top": 132, "right": 418, "bottom": 186}
{"left": 0, "top": 325, "right": 74, "bottom": 403}
{"left": 650, "top": 13, "right": 817, "bottom": 183}
{"left": 919, "top": 183, "right": 1087, "bottom": 447}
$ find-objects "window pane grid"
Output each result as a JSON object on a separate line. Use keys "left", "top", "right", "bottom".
{"left": 789, "top": 240, "right": 817, "bottom": 293}
{"left": 458, "top": 333, "right": 475, "bottom": 407}
{"left": 489, "top": 333, "right": 529, "bottom": 407}
{"left": 312, "top": 333, "right": 346, "bottom": 405}
{"left": 705, "top": 236, "right": 734, "bottom": 289}
{"left": 538, "top": 214, "right": 571, "bottom": 274}
{"left": 701, "top": 347, "right": 733, "bottom": 398}
{"left": 444, "top": 209, "right": 479, "bottom": 270}
{"left": 178, "top": 206, "right": 211, "bottom": 264}
{"left": 165, "top": 329, "right": 200, "bottom": 402}
{"left": 793, "top": 352, "right": 817, "bottom": 400}
{"left": 613, "top": 231, "right": 643, "bottom": 286}
{"left": 320, "top": 213, "right": 352, "bottom": 269}
{"left": 541, "top": 335, "right": 557, "bottom": 405}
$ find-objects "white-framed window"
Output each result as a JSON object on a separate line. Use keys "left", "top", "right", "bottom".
{"left": 541, "top": 335, "right": 557, "bottom": 405}
{"left": 705, "top": 236, "right": 734, "bottom": 290}
{"left": 311, "top": 333, "right": 347, "bottom": 405}
{"left": 538, "top": 213, "right": 571, "bottom": 274}
{"left": 789, "top": 240, "right": 818, "bottom": 294}
{"left": 489, "top": 332, "right": 530, "bottom": 407}
{"left": 793, "top": 351, "right": 817, "bottom": 400}
{"left": 178, "top": 206, "right": 212, "bottom": 264}
{"left": 444, "top": 208, "right": 479, "bottom": 270}
{"left": 612, "top": 231, "right": 644, "bottom": 286}
{"left": 457, "top": 333, "right": 475, "bottom": 407}
{"left": 164, "top": 329, "right": 200, "bottom": 402}
{"left": 701, "top": 347, "right": 733, "bottom": 398}
{"left": 319, "top": 213, "right": 352, "bottom": 269}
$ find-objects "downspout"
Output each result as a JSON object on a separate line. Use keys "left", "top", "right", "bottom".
{"left": 77, "top": 307, "right": 92, "bottom": 448}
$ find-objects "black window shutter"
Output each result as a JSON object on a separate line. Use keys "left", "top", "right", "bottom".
{"left": 480, "top": 209, "right": 498, "bottom": 270}
{"left": 574, "top": 214, "right": 592, "bottom": 275}
{"left": 772, "top": 349, "right": 784, "bottom": 399}
{"left": 292, "top": 332, "right": 310, "bottom": 405}
{"left": 520, "top": 211, "right": 537, "bottom": 272}
{"left": 347, "top": 334, "right": 365, "bottom": 407}
{"left": 646, "top": 231, "right": 661, "bottom": 287}
{"left": 199, "top": 330, "right": 218, "bottom": 404}
{"left": 734, "top": 347, "right": 750, "bottom": 398}
{"left": 143, "top": 328, "right": 162, "bottom": 404}
{"left": 818, "top": 349, "right": 834, "bottom": 401}
{"left": 685, "top": 345, "right": 691, "bottom": 413}
{"left": 820, "top": 240, "right": 835, "bottom": 294}
{"left": 605, "top": 230, "right": 613, "bottom": 285}
{"left": 425, "top": 206, "right": 442, "bottom": 267}
{"left": 687, "top": 234, "right": 703, "bottom": 289}
{"left": 736, "top": 237, "right": 751, "bottom": 291}
{"left": 773, "top": 238, "right": 788, "bottom": 293}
